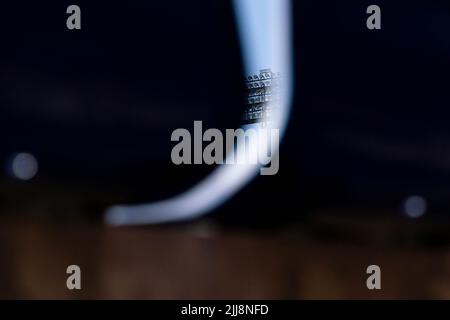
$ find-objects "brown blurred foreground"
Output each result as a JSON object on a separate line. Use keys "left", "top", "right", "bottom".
{"left": 1, "top": 215, "right": 450, "bottom": 299}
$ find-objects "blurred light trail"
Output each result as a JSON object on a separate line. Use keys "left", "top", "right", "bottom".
{"left": 105, "top": 0, "right": 293, "bottom": 226}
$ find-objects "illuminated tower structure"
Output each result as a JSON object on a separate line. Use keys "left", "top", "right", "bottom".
{"left": 243, "top": 68, "right": 280, "bottom": 124}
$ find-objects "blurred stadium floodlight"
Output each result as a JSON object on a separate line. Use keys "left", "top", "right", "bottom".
{"left": 105, "top": 0, "right": 293, "bottom": 226}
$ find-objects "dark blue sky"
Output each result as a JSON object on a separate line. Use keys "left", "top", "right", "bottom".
{"left": 2, "top": 1, "right": 450, "bottom": 218}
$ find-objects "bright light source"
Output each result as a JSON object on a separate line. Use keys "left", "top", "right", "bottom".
{"left": 105, "top": 0, "right": 293, "bottom": 226}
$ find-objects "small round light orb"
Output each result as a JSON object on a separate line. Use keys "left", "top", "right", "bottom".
{"left": 403, "top": 195, "right": 427, "bottom": 218}
{"left": 10, "top": 152, "right": 39, "bottom": 181}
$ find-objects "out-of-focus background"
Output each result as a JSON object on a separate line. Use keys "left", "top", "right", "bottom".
{"left": 2, "top": 0, "right": 450, "bottom": 299}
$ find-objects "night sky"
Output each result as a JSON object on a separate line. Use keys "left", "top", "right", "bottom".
{"left": 2, "top": 1, "right": 450, "bottom": 222}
